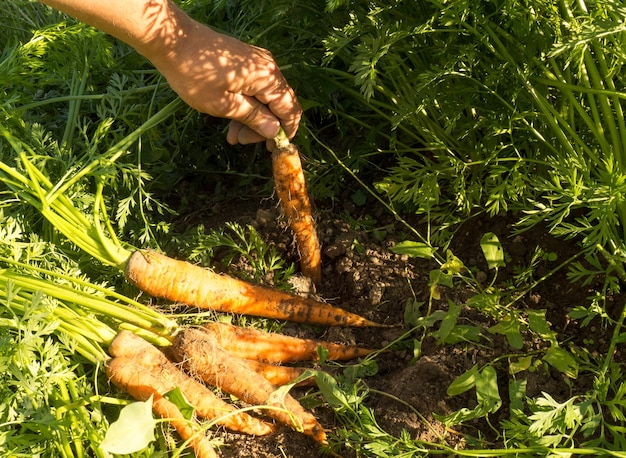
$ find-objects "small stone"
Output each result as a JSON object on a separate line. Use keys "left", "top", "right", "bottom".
{"left": 323, "top": 232, "right": 355, "bottom": 259}
{"left": 335, "top": 257, "right": 352, "bottom": 273}
{"left": 368, "top": 284, "right": 385, "bottom": 305}
{"left": 255, "top": 208, "right": 274, "bottom": 227}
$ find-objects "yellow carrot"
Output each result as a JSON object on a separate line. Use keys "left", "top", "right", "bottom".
{"left": 203, "top": 321, "right": 375, "bottom": 363}
{"left": 171, "top": 327, "right": 327, "bottom": 444}
{"left": 108, "top": 330, "right": 274, "bottom": 436}
{"left": 125, "top": 249, "right": 386, "bottom": 327}
{"left": 270, "top": 132, "right": 322, "bottom": 284}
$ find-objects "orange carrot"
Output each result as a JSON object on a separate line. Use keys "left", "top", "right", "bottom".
{"left": 242, "top": 359, "right": 316, "bottom": 387}
{"left": 203, "top": 321, "right": 375, "bottom": 363}
{"left": 125, "top": 249, "right": 386, "bottom": 327}
{"left": 106, "top": 357, "right": 217, "bottom": 458}
{"left": 108, "top": 330, "right": 274, "bottom": 436}
{"left": 171, "top": 327, "right": 327, "bottom": 444}
{"left": 270, "top": 132, "right": 322, "bottom": 284}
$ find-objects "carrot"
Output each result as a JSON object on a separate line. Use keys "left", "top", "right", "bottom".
{"left": 203, "top": 321, "right": 375, "bottom": 363}
{"left": 270, "top": 131, "right": 322, "bottom": 284}
{"left": 171, "top": 327, "right": 327, "bottom": 444}
{"left": 125, "top": 249, "right": 387, "bottom": 327}
{"left": 106, "top": 357, "right": 217, "bottom": 458}
{"left": 242, "top": 359, "right": 316, "bottom": 387}
{"left": 108, "top": 330, "right": 275, "bottom": 436}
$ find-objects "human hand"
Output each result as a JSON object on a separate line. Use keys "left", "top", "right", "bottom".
{"left": 147, "top": 15, "right": 302, "bottom": 145}
{"left": 38, "top": 0, "right": 300, "bottom": 144}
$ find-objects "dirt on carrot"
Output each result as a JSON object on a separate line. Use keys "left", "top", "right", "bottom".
{"left": 124, "top": 249, "right": 388, "bottom": 327}
{"left": 203, "top": 321, "right": 375, "bottom": 363}
{"left": 108, "top": 330, "right": 275, "bottom": 436}
{"left": 170, "top": 327, "right": 327, "bottom": 444}
{"left": 270, "top": 134, "right": 322, "bottom": 284}
{"left": 107, "top": 357, "right": 218, "bottom": 458}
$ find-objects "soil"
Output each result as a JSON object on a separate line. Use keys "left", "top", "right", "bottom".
{"left": 170, "top": 181, "right": 624, "bottom": 458}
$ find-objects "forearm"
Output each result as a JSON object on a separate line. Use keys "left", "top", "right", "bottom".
{"left": 38, "top": 0, "right": 192, "bottom": 61}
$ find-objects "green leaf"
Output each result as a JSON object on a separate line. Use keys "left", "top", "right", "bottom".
{"left": 475, "top": 365, "right": 502, "bottom": 413}
{"left": 410, "top": 338, "right": 422, "bottom": 363}
{"left": 436, "top": 406, "right": 480, "bottom": 426}
{"left": 509, "top": 378, "right": 527, "bottom": 413}
{"left": 509, "top": 355, "right": 533, "bottom": 375}
{"left": 568, "top": 305, "right": 594, "bottom": 320}
{"left": 315, "top": 372, "right": 348, "bottom": 408}
{"left": 403, "top": 298, "right": 423, "bottom": 327}
{"left": 390, "top": 241, "right": 436, "bottom": 259}
{"left": 480, "top": 232, "right": 505, "bottom": 269}
{"left": 164, "top": 387, "right": 194, "bottom": 420}
{"left": 489, "top": 315, "right": 523, "bottom": 349}
{"left": 444, "top": 324, "right": 482, "bottom": 344}
{"left": 351, "top": 188, "right": 367, "bottom": 206}
{"left": 343, "top": 360, "right": 379, "bottom": 379}
{"left": 543, "top": 345, "right": 579, "bottom": 379}
{"left": 441, "top": 251, "right": 465, "bottom": 275}
{"left": 316, "top": 345, "right": 330, "bottom": 364}
{"left": 447, "top": 364, "right": 479, "bottom": 396}
{"left": 270, "top": 370, "right": 317, "bottom": 409}
{"left": 527, "top": 309, "right": 557, "bottom": 343}
{"left": 432, "top": 300, "right": 461, "bottom": 344}
{"left": 428, "top": 268, "right": 454, "bottom": 299}
{"left": 440, "top": 365, "right": 501, "bottom": 425}
{"left": 100, "top": 396, "right": 156, "bottom": 454}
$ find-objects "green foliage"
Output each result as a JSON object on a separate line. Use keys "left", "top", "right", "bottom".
{"left": 3, "top": 0, "right": 626, "bottom": 457}
{"left": 316, "top": 0, "right": 626, "bottom": 260}
{"left": 0, "top": 285, "right": 108, "bottom": 457}
{"left": 171, "top": 221, "right": 296, "bottom": 288}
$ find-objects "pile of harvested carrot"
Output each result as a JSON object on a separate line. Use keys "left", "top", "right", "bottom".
{"left": 108, "top": 323, "right": 377, "bottom": 456}
{"left": 106, "top": 134, "right": 387, "bottom": 457}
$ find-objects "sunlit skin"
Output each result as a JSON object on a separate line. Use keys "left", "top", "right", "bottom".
{"left": 39, "top": 0, "right": 302, "bottom": 145}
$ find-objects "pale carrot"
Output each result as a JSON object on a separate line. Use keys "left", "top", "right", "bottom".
{"left": 242, "top": 359, "right": 316, "bottom": 387}
{"left": 125, "top": 249, "right": 386, "bottom": 327}
{"left": 106, "top": 357, "right": 217, "bottom": 458}
{"left": 108, "top": 330, "right": 274, "bottom": 436}
{"left": 270, "top": 132, "right": 322, "bottom": 284}
{"left": 171, "top": 327, "right": 327, "bottom": 444}
{"left": 203, "top": 321, "right": 375, "bottom": 363}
